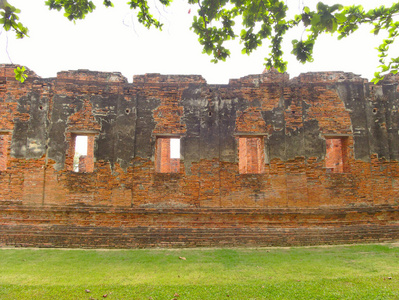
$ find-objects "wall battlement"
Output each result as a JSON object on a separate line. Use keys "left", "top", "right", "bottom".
{"left": 0, "top": 64, "right": 398, "bottom": 248}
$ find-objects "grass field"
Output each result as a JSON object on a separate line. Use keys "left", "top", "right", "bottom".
{"left": 1, "top": 244, "right": 399, "bottom": 299}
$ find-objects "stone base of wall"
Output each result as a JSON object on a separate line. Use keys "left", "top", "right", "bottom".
{"left": 1, "top": 205, "right": 398, "bottom": 248}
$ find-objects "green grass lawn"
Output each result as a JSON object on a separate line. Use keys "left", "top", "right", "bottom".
{"left": 1, "top": 244, "right": 399, "bottom": 299}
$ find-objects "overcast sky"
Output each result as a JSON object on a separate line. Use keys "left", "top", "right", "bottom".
{"left": 0, "top": 0, "right": 397, "bottom": 84}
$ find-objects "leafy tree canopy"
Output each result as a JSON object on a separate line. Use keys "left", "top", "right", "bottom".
{"left": 1, "top": 0, "right": 399, "bottom": 83}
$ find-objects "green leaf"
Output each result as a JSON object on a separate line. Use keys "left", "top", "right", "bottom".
{"left": 334, "top": 12, "right": 347, "bottom": 23}
{"left": 14, "top": 66, "right": 28, "bottom": 83}
{"left": 311, "top": 14, "right": 320, "bottom": 26}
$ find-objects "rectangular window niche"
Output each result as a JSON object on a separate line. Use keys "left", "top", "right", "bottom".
{"left": 325, "top": 137, "right": 348, "bottom": 173}
{"left": 239, "top": 137, "right": 265, "bottom": 174}
{"left": 156, "top": 137, "right": 180, "bottom": 173}
{"left": 72, "top": 134, "right": 95, "bottom": 173}
{"left": 0, "top": 134, "right": 10, "bottom": 171}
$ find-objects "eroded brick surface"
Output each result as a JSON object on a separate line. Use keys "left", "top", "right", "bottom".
{"left": 0, "top": 64, "right": 398, "bottom": 248}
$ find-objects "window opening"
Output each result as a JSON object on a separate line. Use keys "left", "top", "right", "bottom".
{"left": 325, "top": 137, "right": 347, "bottom": 173}
{"left": 0, "top": 135, "right": 8, "bottom": 171}
{"left": 239, "top": 137, "right": 264, "bottom": 174}
{"left": 73, "top": 135, "right": 94, "bottom": 173}
{"left": 156, "top": 137, "right": 180, "bottom": 173}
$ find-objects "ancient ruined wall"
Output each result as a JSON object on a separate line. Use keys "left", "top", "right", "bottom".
{"left": 0, "top": 64, "right": 398, "bottom": 248}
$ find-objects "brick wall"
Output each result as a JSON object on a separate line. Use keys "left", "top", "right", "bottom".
{"left": 0, "top": 64, "right": 398, "bottom": 248}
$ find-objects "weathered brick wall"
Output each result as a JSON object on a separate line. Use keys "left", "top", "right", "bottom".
{"left": 0, "top": 64, "right": 398, "bottom": 248}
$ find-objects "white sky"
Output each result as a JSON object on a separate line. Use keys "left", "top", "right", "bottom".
{"left": 170, "top": 138, "right": 180, "bottom": 159}
{"left": 0, "top": 0, "right": 397, "bottom": 84}
{"left": 75, "top": 135, "right": 88, "bottom": 156}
